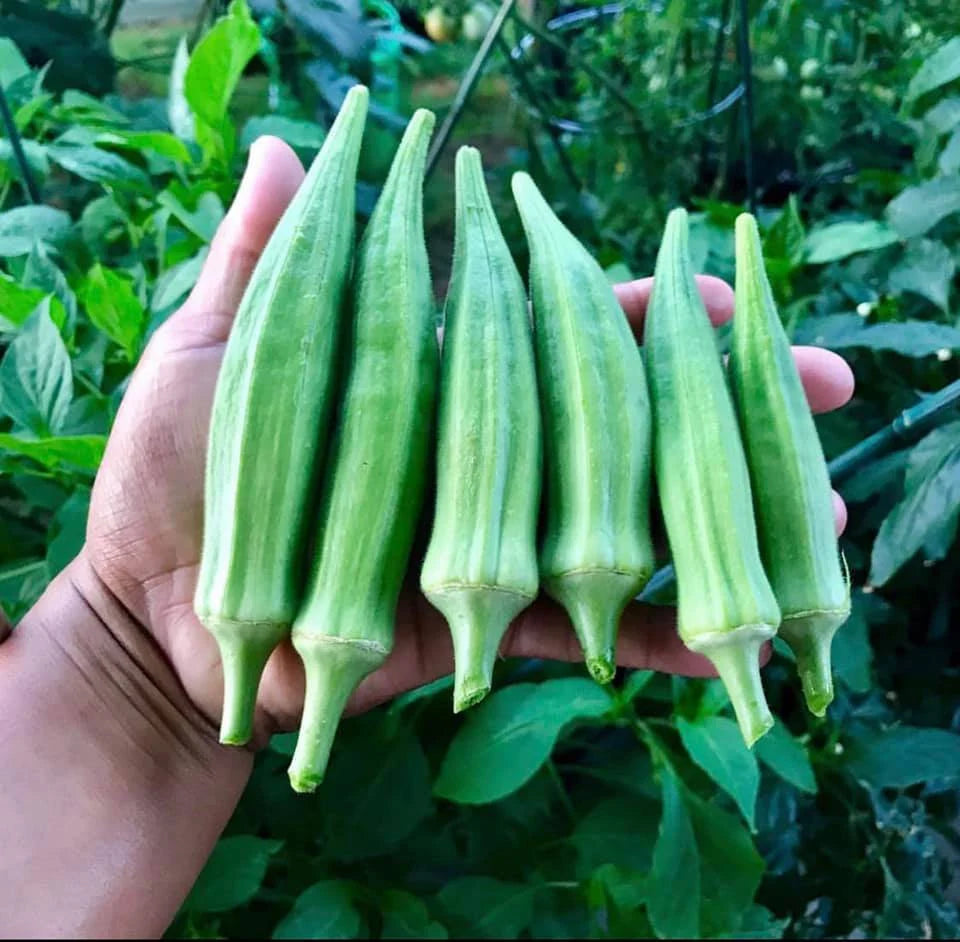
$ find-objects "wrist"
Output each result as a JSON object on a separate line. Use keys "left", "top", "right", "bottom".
{"left": 1, "top": 552, "right": 253, "bottom": 936}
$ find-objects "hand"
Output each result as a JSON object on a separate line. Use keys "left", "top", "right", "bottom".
{"left": 83, "top": 136, "right": 855, "bottom": 746}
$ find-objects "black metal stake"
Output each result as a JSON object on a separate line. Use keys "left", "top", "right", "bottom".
{"left": 0, "top": 83, "right": 40, "bottom": 205}
{"left": 425, "top": 0, "right": 517, "bottom": 182}
{"left": 495, "top": 35, "right": 582, "bottom": 192}
{"left": 735, "top": 0, "right": 756, "bottom": 212}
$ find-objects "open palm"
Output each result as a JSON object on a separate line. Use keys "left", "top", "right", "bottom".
{"left": 84, "top": 136, "right": 855, "bottom": 745}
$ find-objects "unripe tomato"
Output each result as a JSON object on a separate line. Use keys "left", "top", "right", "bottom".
{"left": 425, "top": 6, "right": 458, "bottom": 42}
{"left": 461, "top": 2, "right": 494, "bottom": 41}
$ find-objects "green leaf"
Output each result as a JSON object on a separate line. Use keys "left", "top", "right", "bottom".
{"left": 620, "top": 668, "right": 654, "bottom": 702}
{"left": 0, "top": 301, "right": 72, "bottom": 434}
{"left": 241, "top": 115, "right": 326, "bottom": 152}
{"left": 687, "top": 790, "right": 764, "bottom": 937}
{"left": 804, "top": 220, "right": 898, "bottom": 264}
{"left": 186, "top": 835, "right": 282, "bottom": 913}
{"left": 185, "top": 0, "right": 261, "bottom": 162}
{"left": 96, "top": 130, "right": 193, "bottom": 164}
{"left": 433, "top": 678, "right": 612, "bottom": 804}
{"left": 0, "top": 559, "right": 46, "bottom": 607}
{"left": 79, "top": 265, "right": 145, "bottom": 360}
{"left": 832, "top": 592, "right": 874, "bottom": 694}
{"left": 844, "top": 726, "right": 960, "bottom": 788}
{"left": 379, "top": 890, "right": 447, "bottom": 939}
{"left": 0, "top": 276, "right": 48, "bottom": 331}
{"left": 571, "top": 795, "right": 660, "bottom": 877}
{"left": 435, "top": 877, "right": 535, "bottom": 939}
{"left": 923, "top": 97, "right": 960, "bottom": 135}
{"left": 0, "top": 37, "right": 30, "bottom": 88}
{"left": 168, "top": 37, "right": 195, "bottom": 142}
{"left": 47, "top": 146, "right": 148, "bottom": 187}
{"left": 870, "top": 423, "right": 960, "bottom": 585}
{"left": 886, "top": 176, "right": 960, "bottom": 239}
{"left": 46, "top": 491, "right": 90, "bottom": 577}
{"left": 0, "top": 138, "right": 49, "bottom": 178}
{"left": 940, "top": 128, "right": 960, "bottom": 175}
{"left": 0, "top": 433, "right": 106, "bottom": 471}
{"left": 754, "top": 720, "right": 816, "bottom": 794}
{"left": 81, "top": 195, "right": 129, "bottom": 253}
{"left": 604, "top": 260, "right": 634, "bottom": 284}
{"left": 157, "top": 190, "right": 225, "bottom": 243}
{"left": 795, "top": 314, "right": 960, "bottom": 356}
{"left": 647, "top": 766, "right": 700, "bottom": 938}
{"left": 906, "top": 37, "right": 960, "bottom": 105}
{"left": 152, "top": 249, "right": 208, "bottom": 313}
{"left": 23, "top": 245, "right": 77, "bottom": 331}
{"left": 887, "top": 239, "right": 955, "bottom": 312}
{"left": 677, "top": 716, "right": 759, "bottom": 829}
{"left": 763, "top": 195, "right": 805, "bottom": 265}
{"left": 273, "top": 881, "right": 362, "bottom": 939}
{"left": 0, "top": 205, "right": 71, "bottom": 257}
{"left": 318, "top": 720, "right": 432, "bottom": 862}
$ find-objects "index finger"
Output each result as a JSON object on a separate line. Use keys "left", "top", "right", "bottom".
{"left": 613, "top": 274, "right": 734, "bottom": 338}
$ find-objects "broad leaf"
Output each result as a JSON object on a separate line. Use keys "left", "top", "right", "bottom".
{"left": 379, "top": 890, "right": 447, "bottom": 939}
{"left": 79, "top": 265, "right": 145, "bottom": 361}
{"left": 151, "top": 249, "right": 208, "bottom": 313}
{"left": 831, "top": 594, "right": 874, "bottom": 694}
{"left": 186, "top": 836, "right": 282, "bottom": 913}
{"left": 678, "top": 716, "right": 759, "bottom": 829}
{"left": 763, "top": 195, "right": 805, "bottom": 266}
{"left": 96, "top": 130, "right": 193, "bottom": 164}
{"left": 923, "top": 97, "right": 960, "bottom": 135}
{"left": 157, "top": 190, "right": 224, "bottom": 243}
{"left": 0, "top": 37, "right": 30, "bottom": 88}
{"left": 940, "top": 128, "right": 960, "bottom": 175}
{"left": 0, "top": 433, "right": 105, "bottom": 471}
{"left": 905, "top": 37, "right": 960, "bottom": 104}
{"left": 754, "top": 720, "right": 817, "bottom": 794}
{"left": 0, "top": 205, "right": 71, "bottom": 256}
{"left": 185, "top": 0, "right": 262, "bottom": 162}
{"left": 886, "top": 175, "right": 960, "bottom": 239}
{"left": 571, "top": 795, "right": 660, "bottom": 876}
{"left": 804, "top": 220, "right": 898, "bottom": 264}
{"left": 435, "top": 877, "right": 535, "bottom": 939}
{"left": 0, "top": 302, "right": 72, "bottom": 434}
{"left": 844, "top": 726, "right": 960, "bottom": 788}
{"left": 0, "top": 276, "right": 47, "bottom": 331}
{"left": 273, "top": 881, "right": 362, "bottom": 939}
{"left": 887, "top": 239, "right": 954, "bottom": 312}
{"left": 687, "top": 791, "right": 765, "bottom": 937}
{"left": 647, "top": 766, "right": 700, "bottom": 938}
{"left": 168, "top": 37, "right": 195, "bottom": 141}
{"left": 319, "top": 720, "right": 432, "bottom": 862}
{"left": 795, "top": 314, "right": 960, "bottom": 356}
{"left": 433, "top": 678, "right": 612, "bottom": 804}
{"left": 47, "top": 146, "right": 148, "bottom": 187}
{"left": 241, "top": 115, "right": 326, "bottom": 152}
{"left": 870, "top": 423, "right": 960, "bottom": 585}
{"left": 23, "top": 245, "right": 77, "bottom": 331}
{"left": 46, "top": 491, "right": 90, "bottom": 577}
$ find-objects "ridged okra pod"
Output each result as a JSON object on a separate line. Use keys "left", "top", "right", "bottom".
{"left": 420, "top": 147, "right": 541, "bottom": 712}
{"left": 730, "top": 213, "right": 850, "bottom": 716}
{"left": 194, "top": 85, "right": 369, "bottom": 745}
{"left": 644, "top": 207, "right": 781, "bottom": 747}
{"left": 287, "top": 109, "right": 438, "bottom": 792}
{"left": 511, "top": 172, "right": 655, "bottom": 683}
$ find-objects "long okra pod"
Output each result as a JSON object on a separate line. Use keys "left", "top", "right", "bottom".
{"left": 420, "top": 147, "right": 541, "bottom": 712}
{"left": 194, "top": 85, "right": 369, "bottom": 745}
{"left": 287, "top": 109, "right": 438, "bottom": 792}
{"left": 644, "top": 207, "right": 781, "bottom": 746}
{"left": 511, "top": 172, "right": 655, "bottom": 682}
{"left": 730, "top": 213, "right": 850, "bottom": 716}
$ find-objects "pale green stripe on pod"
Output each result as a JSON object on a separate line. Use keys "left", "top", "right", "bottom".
{"left": 420, "top": 146, "right": 541, "bottom": 713}
{"left": 511, "top": 172, "right": 655, "bottom": 683}
{"left": 644, "top": 207, "right": 781, "bottom": 747}
{"left": 287, "top": 108, "right": 438, "bottom": 793}
{"left": 194, "top": 84, "right": 369, "bottom": 746}
{"left": 730, "top": 213, "right": 850, "bottom": 717}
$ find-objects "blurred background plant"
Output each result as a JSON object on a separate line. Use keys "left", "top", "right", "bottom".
{"left": 1, "top": 0, "right": 960, "bottom": 938}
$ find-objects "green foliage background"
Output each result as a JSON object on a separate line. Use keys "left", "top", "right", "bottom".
{"left": 2, "top": 0, "right": 960, "bottom": 938}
